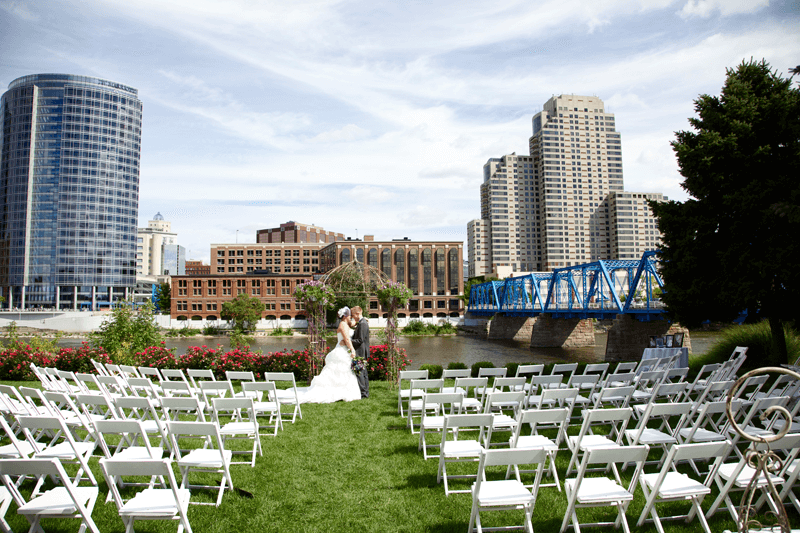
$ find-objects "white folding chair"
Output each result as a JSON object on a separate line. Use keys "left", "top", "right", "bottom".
{"left": 492, "top": 377, "right": 527, "bottom": 394}
{"left": 418, "top": 392, "right": 464, "bottom": 460}
{"left": 117, "top": 365, "right": 141, "bottom": 379}
{"left": 483, "top": 391, "right": 525, "bottom": 447}
{"left": 42, "top": 391, "right": 98, "bottom": 442}
{"left": 468, "top": 448, "right": 546, "bottom": 533}
{"left": 101, "top": 458, "right": 192, "bottom": 533}
{"left": 706, "top": 433, "right": 800, "bottom": 523}
{"left": 241, "top": 381, "right": 283, "bottom": 436}
{"left": 637, "top": 440, "right": 731, "bottom": 533}
{"left": 0, "top": 485, "right": 11, "bottom": 533}
{"left": 186, "top": 369, "right": 216, "bottom": 394}
{"left": 442, "top": 369, "right": 471, "bottom": 395}
{"left": 226, "top": 371, "right": 257, "bottom": 398}
{"left": 514, "top": 364, "right": 544, "bottom": 392}
{"left": 477, "top": 367, "right": 507, "bottom": 396}
{"left": 437, "top": 414, "right": 493, "bottom": 496}
{"left": 624, "top": 401, "right": 693, "bottom": 466}
{"left": 137, "top": 366, "right": 164, "bottom": 383}
{"left": 96, "top": 375, "right": 129, "bottom": 400}
{"left": 264, "top": 372, "right": 303, "bottom": 423}
{"left": 580, "top": 363, "right": 610, "bottom": 385}
{"left": 0, "top": 417, "right": 33, "bottom": 460}
{"left": 16, "top": 415, "right": 97, "bottom": 487}
{"left": 524, "top": 375, "right": 563, "bottom": 409}
{"left": 398, "top": 370, "right": 429, "bottom": 417}
{"left": 113, "top": 396, "right": 172, "bottom": 455}
{"left": 407, "top": 379, "right": 444, "bottom": 434}
{"left": 74, "top": 392, "right": 119, "bottom": 425}
{"left": 510, "top": 407, "right": 570, "bottom": 491}
{"left": 566, "top": 407, "right": 633, "bottom": 477}
{"left": 57, "top": 370, "right": 91, "bottom": 395}
{"left": 565, "top": 375, "right": 599, "bottom": 411}
{"left": 454, "top": 377, "right": 488, "bottom": 413}
{"left": 0, "top": 458, "right": 99, "bottom": 533}
{"left": 160, "top": 369, "right": 196, "bottom": 397}
{"left": 125, "top": 377, "right": 164, "bottom": 407}
{"left": 93, "top": 419, "right": 164, "bottom": 462}
{"left": 590, "top": 385, "right": 635, "bottom": 410}
{"left": 549, "top": 363, "right": 578, "bottom": 388}
{"left": 630, "top": 370, "right": 666, "bottom": 405}
{"left": 560, "top": 445, "right": 649, "bottom": 533}
{"left": 603, "top": 371, "right": 636, "bottom": 388}
{"left": 211, "top": 397, "right": 262, "bottom": 467}
{"left": 166, "top": 421, "right": 234, "bottom": 507}
{"left": 161, "top": 397, "right": 207, "bottom": 423}
{"left": 198, "top": 380, "right": 234, "bottom": 412}
{"left": 612, "top": 361, "right": 637, "bottom": 374}
{"left": 91, "top": 359, "right": 110, "bottom": 376}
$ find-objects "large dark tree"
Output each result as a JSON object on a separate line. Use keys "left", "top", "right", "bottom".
{"left": 652, "top": 59, "right": 800, "bottom": 366}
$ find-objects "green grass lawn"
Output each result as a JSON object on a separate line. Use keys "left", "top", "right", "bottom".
{"left": 1, "top": 379, "right": 795, "bottom": 532}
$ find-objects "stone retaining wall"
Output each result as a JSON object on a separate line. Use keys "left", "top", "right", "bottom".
{"left": 604, "top": 314, "right": 691, "bottom": 361}
{"left": 530, "top": 315, "right": 595, "bottom": 348}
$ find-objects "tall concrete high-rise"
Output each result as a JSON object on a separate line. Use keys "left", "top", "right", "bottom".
{"left": 471, "top": 94, "right": 665, "bottom": 277}
{"left": 137, "top": 213, "right": 179, "bottom": 277}
{"left": 0, "top": 74, "right": 143, "bottom": 309}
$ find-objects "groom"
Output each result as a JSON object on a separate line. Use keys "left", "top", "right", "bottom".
{"left": 350, "top": 306, "right": 370, "bottom": 399}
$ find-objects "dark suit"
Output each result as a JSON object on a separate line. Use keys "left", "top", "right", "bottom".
{"left": 351, "top": 317, "right": 370, "bottom": 398}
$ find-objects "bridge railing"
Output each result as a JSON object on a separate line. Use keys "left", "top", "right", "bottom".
{"left": 468, "top": 250, "right": 665, "bottom": 320}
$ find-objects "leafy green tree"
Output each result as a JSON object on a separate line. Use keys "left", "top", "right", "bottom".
{"left": 154, "top": 282, "right": 171, "bottom": 314}
{"left": 324, "top": 267, "right": 369, "bottom": 323}
{"left": 652, "top": 59, "right": 800, "bottom": 365}
{"left": 460, "top": 276, "right": 500, "bottom": 303}
{"left": 89, "top": 300, "right": 163, "bottom": 361}
{"left": 221, "top": 293, "right": 265, "bottom": 333}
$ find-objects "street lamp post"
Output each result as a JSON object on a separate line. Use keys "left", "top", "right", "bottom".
{"left": 236, "top": 230, "right": 239, "bottom": 244}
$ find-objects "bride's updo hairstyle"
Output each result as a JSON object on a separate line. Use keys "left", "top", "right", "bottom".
{"left": 337, "top": 307, "right": 351, "bottom": 318}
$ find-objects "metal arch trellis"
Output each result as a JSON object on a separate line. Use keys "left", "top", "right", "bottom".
{"left": 317, "top": 260, "right": 392, "bottom": 299}
{"left": 467, "top": 250, "right": 665, "bottom": 320}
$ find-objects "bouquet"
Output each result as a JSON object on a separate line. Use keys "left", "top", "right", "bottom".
{"left": 351, "top": 357, "right": 366, "bottom": 374}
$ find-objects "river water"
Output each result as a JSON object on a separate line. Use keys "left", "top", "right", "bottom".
{"left": 57, "top": 330, "right": 721, "bottom": 370}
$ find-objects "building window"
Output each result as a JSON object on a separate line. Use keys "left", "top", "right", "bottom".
{"left": 395, "top": 249, "right": 405, "bottom": 286}
{"left": 422, "top": 249, "right": 432, "bottom": 295}
{"left": 341, "top": 249, "right": 351, "bottom": 263}
{"left": 448, "top": 249, "right": 459, "bottom": 293}
{"left": 408, "top": 250, "right": 418, "bottom": 294}
{"left": 356, "top": 249, "right": 364, "bottom": 263}
{"left": 381, "top": 249, "right": 391, "bottom": 278}
{"left": 368, "top": 248, "right": 377, "bottom": 270}
{"left": 435, "top": 248, "right": 445, "bottom": 295}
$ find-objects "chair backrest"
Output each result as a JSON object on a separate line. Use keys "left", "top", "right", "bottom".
{"left": 664, "top": 367, "right": 689, "bottom": 383}
{"left": 117, "top": 364, "right": 141, "bottom": 378}
{"left": 478, "top": 367, "right": 507, "bottom": 378}
{"left": 592, "top": 385, "right": 635, "bottom": 409}
{"left": 530, "top": 375, "right": 562, "bottom": 390}
{"left": 91, "top": 359, "right": 110, "bottom": 376}
{"left": 441, "top": 414, "right": 494, "bottom": 442}
{"left": 550, "top": 363, "right": 578, "bottom": 382}
{"left": 212, "top": 397, "right": 258, "bottom": 428}
{"left": 264, "top": 372, "right": 298, "bottom": 385}
{"left": 96, "top": 375, "right": 129, "bottom": 398}
{"left": 74, "top": 372, "right": 101, "bottom": 391}
{"left": 442, "top": 369, "right": 470, "bottom": 380}
{"left": 93, "top": 419, "right": 158, "bottom": 459}
{"left": 513, "top": 407, "right": 570, "bottom": 447}
{"left": 732, "top": 374, "right": 769, "bottom": 402}
{"left": 515, "top": 364, "right": 544, "bottom": 378}
{"left": 226, "top": 370, "right": 256, "bottom": 382}
{"left": 410, "top": 379, "right": 444, "bottom": 396}
{"left": 160, "top": 380, "right": 193, "bottom": 397}
{"left": 186, "top": 368, "right": 216, "bottom": 390}
{"left": 567, "top": 374, "right": 599, "bottom": 392}
{"left": 74, "top": 392, "right": 118, "bottom": 419}
{"left": 537, "top": 388, "right": 579, "bottom": 418}
{"left": 582, "top": 363, "right": 610, "bottom": 380}
{"left": 242, "top": 381, "right": 279, "bottom": 399}
{"left": 161, "top": 396, "right": 206, "bottom": 422}
{"left": 493, "top": 377, "right": 526, "bottom": 392}
{"left": 126, "top": 377, "right": 162, "bottom": 401}
{"left": 454, "top": 377, "right": 489, "bottom": 401}
{"left": 137, "top": 366, "right": 163, "bottom": 381}
{"left": 160, "top": 368, "right": 190, "bottom": 382}
{"left": 613, "top": 361, "right": 638, "bottom": 373}
{"left": 604, "top": 372, "right": 636, "bottom": 387}
{"left": 17, "top": 386, "right": 55, "bottom": 416}
{"left": 0, "top": 416, "right": 32, "bottom": 458}
{"left": 422, "top": 392, "right": 464, "bottom": 415}
{"left": 399, "top": 370, "right": 428, "bottom": 384}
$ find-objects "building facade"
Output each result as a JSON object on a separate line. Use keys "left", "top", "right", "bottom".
{"left": 136, "top": 213, "right": 179, "bottom": 277}
{"left": 171, "top": 238, "right": 465, "bottom": 320}
{"left": 184, "top": 260, "right": 210, "bottom": 276}
{"left": 0, "top": 74, "right": 142, "bottom": 309}
{"left": 256, "top": 221, "right": 344, "bottom": 244}
{"left": 470, "top": 94, "right": 665, "bottom": 276}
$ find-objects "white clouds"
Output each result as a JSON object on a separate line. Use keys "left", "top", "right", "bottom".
{"left": 0, "top": 0, "right": 38, "bottom": 21}
{"left": 679, "top": 0, "right": 769, "bottom": 18}
{"left": 311, "top": 124, "right": 371, "bottom": 143}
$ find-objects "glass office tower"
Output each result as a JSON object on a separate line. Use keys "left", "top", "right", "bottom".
{"left": 0, "top": 74, "right": 142, "bottom": 309}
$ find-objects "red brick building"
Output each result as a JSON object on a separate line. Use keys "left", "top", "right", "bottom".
{"left": 256, "top": 221, "right": 344, "bottom": 244}
{"left": 184, "top": 260, "right": 210, "bottom": 275}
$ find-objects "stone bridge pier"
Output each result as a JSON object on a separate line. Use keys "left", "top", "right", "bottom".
{"left": 604, "top": 314, "right": 691, "bottom": 361}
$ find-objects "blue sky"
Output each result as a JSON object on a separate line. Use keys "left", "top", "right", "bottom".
{"left": 1, "top": 0, "right": 798, "bottom": 264}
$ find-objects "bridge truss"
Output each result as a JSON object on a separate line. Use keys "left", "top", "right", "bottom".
{"left": 468, "top": 250, "right": 665, "bottom": 321}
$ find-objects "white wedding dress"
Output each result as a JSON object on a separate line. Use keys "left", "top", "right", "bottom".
{"left": 298, "top": 331, "right": 361, "bottom": 403}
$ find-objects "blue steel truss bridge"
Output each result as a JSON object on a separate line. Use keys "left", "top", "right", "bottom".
{"left": 468, "top": 251, "right": 665, "bottom": 321}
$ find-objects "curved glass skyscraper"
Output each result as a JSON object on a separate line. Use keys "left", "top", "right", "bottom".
{"left": 0, "top": 74, "right": 142, "bottom": 309}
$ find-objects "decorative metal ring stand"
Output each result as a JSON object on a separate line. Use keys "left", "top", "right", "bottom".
{"left": 726, "top": 366, "right": 800, "bottom": 533}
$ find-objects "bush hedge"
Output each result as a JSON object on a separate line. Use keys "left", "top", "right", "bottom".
{"left": 418, "top": 364, "right": 443, "bottom": 379}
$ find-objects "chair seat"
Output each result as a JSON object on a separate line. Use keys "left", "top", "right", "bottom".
{"left": 461, "top": 398, "right": 482, "bottom": 410}
{"left": 567, "top": 477, "right": 633, "bottom": 504}
{"left": 120, "top": 488, "right": 190, "bottom": 518}
{"left": 253, "top": 401, "right": 280, "bottom": 413}
{"left": 17, "top": 487, "right": 98, "bottom": 516}
{"left": 0, "top": 441, "right": 34, "bottom": 458}
{"left": 568, "top": 434, "right": 617, "bottom": 451}
{"left": 491, "top": 415, "right": 518, "bottom": 430}
{"left": 642, "top": 472, "right": 710, "bottom": 498}
{"left": 441, "top": 387, "right": 466, "bottom": 395}
{"left": 624, "top": 428, "right": 676, "bottom": 445}
{"left": 35, "top": 441, "right": 94, "bottom": 459}
{"left": 178, "top": 448, "right": 233, "bottom": 467}
{"left": 679, "top": 428, "right": 725, "bottom": 442}
{"left": 220, "top": 422, "right": 257, "bottom": 435}
{"left": 442, "top": 440, "right": 483, "bottom": 457}
{"left": 473, "top": 479, "right": 534, "bottom": 506}
{"left": 421, "top": 416, "right": 446, "bottom": 430}
{"left": 112, "top": 446, "right": 164, "bottom": 461}
{"left": 718, "top": 463, "right": 784, "bottom": 488}
{"left": 398, "top": 390, "right": 423, "bottom": 399}
{"left": 513, "top": 435, "right": 557, "bottom": 452}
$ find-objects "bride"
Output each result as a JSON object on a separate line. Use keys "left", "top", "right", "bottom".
{"left": 299, "top": 306, "right": 361, "bottom": 403}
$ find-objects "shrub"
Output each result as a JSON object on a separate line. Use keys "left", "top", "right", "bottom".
{"left": 262, "top": 349, "right": 312, "bottom": 381}
{"left": 402, "top": 320, "right": 427, "bottom": 335}
{"left": 177, "top": 345, "right": 223, "bottom": 371}
{"left": 437, "top": 322, "right": 456, "bottom": 334}
{"left": 446, "top": 362, "right": 468, "bottom": 370}
{"left": 0, "top": 346, "right": 52, "bottom": 380}
{"left": 367, "top": 345, "right": 411, "bottom": 381}
{"left": 419, "top": 364, "right": 443, "bottom": 379}
{"left": 702, "top": 321, "right": 800, "bottom": 371}
{"left": 213, "top": 347, "right": 268, "bottom": 378}
{"left": 53, "top": 343, "right": 112, "bottom": 374}
{"left": 133, "top": 343, "right": 177, "bottom": 369}
{"left": 202, "top": 324, "right": 223, "bottom": 335}
{"left": 471, "top": 361, "right": 495, "bottom": 377}
{"left": 504, "top": 362, "right": 520, "bottom": 377}
{"left": 269, "top": 326, "right": 293, "bottom": 337}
